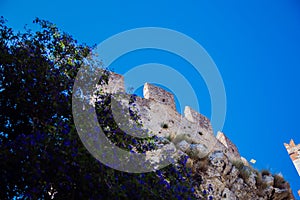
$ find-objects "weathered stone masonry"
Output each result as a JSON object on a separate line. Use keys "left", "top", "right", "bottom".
{"left": 101, "top": 72, "right": 296, "bottom": 199}
{"left": 284, "top": 139, "right": 300, "bottom": 176}
{"left": 103, "top": 72, "right": 242, "bottom": 161}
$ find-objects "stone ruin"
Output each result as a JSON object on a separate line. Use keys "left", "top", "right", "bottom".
{"left": 284, "top": 139, "right": 300, "bottom": 176}
{"left": 103, "top": 72, "right": 242, "bottom": 161}
{"left": 99, "top": 71, "right": 296, "bottom": 199}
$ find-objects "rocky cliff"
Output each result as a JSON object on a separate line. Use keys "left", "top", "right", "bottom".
{"left": 101, "top": 72, "right": 295, "bottom": 200}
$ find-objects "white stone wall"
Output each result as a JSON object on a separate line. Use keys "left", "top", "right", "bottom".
{"left": 102, "top": 72, "right": 125, "bottom": 94}
{"left": 143, "top": 83, "right": 176, "bottom": 111}
{"left": 105, "top": 72, "right": 241, "bottom": 160}
{"left": 284, "top": 139, "right": 300, "bottom": 176}
{"left": 216, "top": 131, "right": 241, "bottom": 160}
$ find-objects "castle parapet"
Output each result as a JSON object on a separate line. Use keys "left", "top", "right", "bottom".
{"left": 102, "top": 72, "right": 125, "bottom": 94}
{"left": 103, "top": 72, "right": 244, "bottom": 161}
{"left": 284, "top": 139, "right": 297, "bottom": 155}
{"left": 184, "top": 106, "right": 212, "bottom": 131}
{"left": 284, "top": 139, "right": 300, "bottom": 176}
{"left": 143, "top": 83, "right": 176, "bottom": 111}
{"left": 216, "top": 131, "right": 240, "bottom": 159}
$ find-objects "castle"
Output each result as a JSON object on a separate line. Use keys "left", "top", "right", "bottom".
{"left": 103, "top": 72, "right": 242, "bottom": 161}
{"left": 284, "top": 139, "right": 300, "bottom": 176}
{"left": 99, "top": 72, "right": 296, "bottom": 199}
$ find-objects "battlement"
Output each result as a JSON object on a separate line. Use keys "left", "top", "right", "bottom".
{"left": 184, "top": 106, "right": 212, "bottom": 131}
{"left": 102, "top": 72, "right": 125, "bottom": 94}
{"left": 284, "top": 139, "right": 299, "bottom": 155}
{"left": 104, "top": 72, "right": 241, "bottom": 160}
{"left": 143, "top": 83, "right": 176, "bottom": 111}
{"left": 216, "top": 131, "right": 240, "bottom": 158}
{"left": 284, "top": 139, "right": 300, "bottom": 176}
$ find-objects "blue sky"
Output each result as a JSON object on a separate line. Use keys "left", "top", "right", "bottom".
{"left": 1, "top": 0, "right": 300, "bottom": 197}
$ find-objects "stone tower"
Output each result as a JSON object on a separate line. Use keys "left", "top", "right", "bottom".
{"left": 284, "top": 139, "right": 300, "bottom": 176}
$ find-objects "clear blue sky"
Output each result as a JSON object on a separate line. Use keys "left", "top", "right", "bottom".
{"left": 1, "top": 0, "right": 300, "bottom": 197}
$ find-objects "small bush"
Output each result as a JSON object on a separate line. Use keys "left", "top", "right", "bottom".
{"left": 255, "top": 172, "right": 268, "bottom": 196}
{"left": 232, "top": 160, "right": 244, "bottom": 171}
{"left": 261, "top": 169, "right": 271, "bottom": 176}
{"left": 232, "top": 160, "right": 250, "bottom": 181}
{"left": 239, "top": 168, "right": 251, "bottom": 181}
{"left": 197, "top": 156, "right": 209, "bottom": 172}
{"left": 273, "top": 174, "right": 286, "bottom": 189}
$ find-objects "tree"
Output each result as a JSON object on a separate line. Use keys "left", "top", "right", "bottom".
{"left": 0, "top": 17, "right": 196, "bottom": 199}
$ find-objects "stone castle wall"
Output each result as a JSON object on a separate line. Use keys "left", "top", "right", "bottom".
{"left": 143, "top": 83, "right": 176, "bottom": 111}
{"left": 102, "top": 72, "right": 295, "bottom": 199}
{"left": 102, "top": 72, "right": 125, "bottom": 94}
{"left": 105, "top": 72, "right": 241, "bottom": 160}
{"left": 216, "top": 131, "right": 241, "bottom": 159}
{"left": 284, "top": 139, "right": 300, "bottom": 176}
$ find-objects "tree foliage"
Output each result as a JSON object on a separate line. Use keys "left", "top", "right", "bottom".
{"left": 0, "top": 17, "right": 197, "bottom": 199}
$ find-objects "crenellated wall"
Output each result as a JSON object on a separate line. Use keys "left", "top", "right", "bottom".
{"left": 284, "top": 139, "right": 300, "bottom": 176}
{"left": 143, "top": 83, "right": 176, "bottom": 111}
{"left": 216, "top": 131, "right": 241, "bottom": 159}
{"left": 102, "top": 72, "right": 125, "bottom": 94}
{"left": 104, "top": 72, "right": 241, "bottom": 160}
{"left": 100, "top": 71, "right": 296, "bottom": 199}
{"left": 184, "top": 106, "right": 212, "bottom": 133}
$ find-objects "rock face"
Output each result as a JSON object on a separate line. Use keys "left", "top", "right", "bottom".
{"left": 192, "top": 151, "right": 294, "bottom": 199}
{"left": 103, "top": 72, "right": 295, "bottom": 200}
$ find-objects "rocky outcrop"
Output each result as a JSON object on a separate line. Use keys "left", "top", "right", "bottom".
{"left": 189, "top": 151, "right": 294, "bottom": 199}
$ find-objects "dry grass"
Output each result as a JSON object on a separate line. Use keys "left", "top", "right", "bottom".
{"left": 261, "top": 169, "right": 271, "bottom": 176}
{"left": 255, "top": 172, "right": 268, "bottom": 196}
{"left": 232, "top": 160, "right": 250, "bottom": 181}
{"left": 273, "top": 174, "right": 286, "bottom": 189}
{"left": 197, "top": 155, "right": 209, "bottom": 172}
